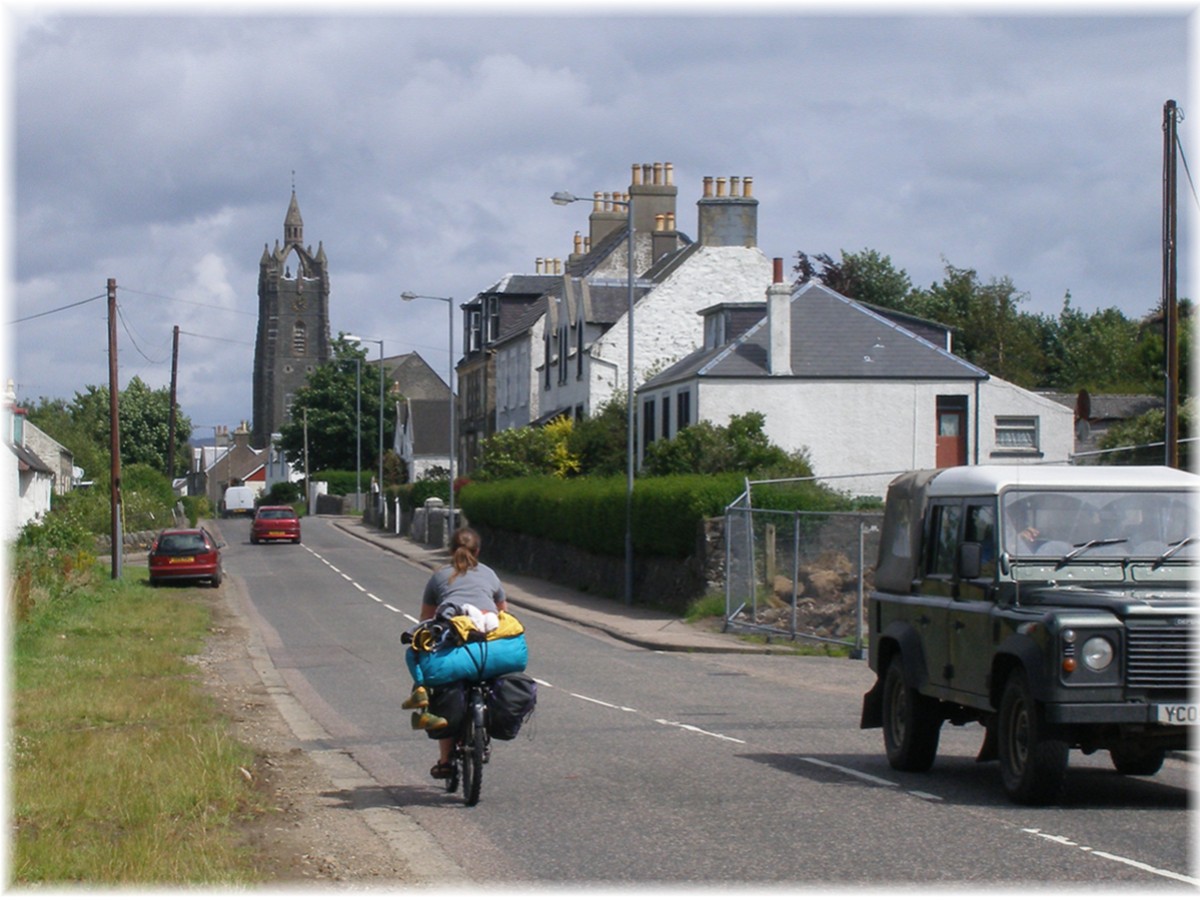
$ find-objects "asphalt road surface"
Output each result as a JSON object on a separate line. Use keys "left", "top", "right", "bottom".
{"left": 220, "top": 515, "right": 1196, "bottom": 888}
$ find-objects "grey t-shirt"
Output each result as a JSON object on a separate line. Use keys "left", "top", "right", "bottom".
{"left": 421, "top": 563, "right": 506, "bottom": 614}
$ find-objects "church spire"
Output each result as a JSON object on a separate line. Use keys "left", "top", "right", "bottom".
{"left": 284, "top": 189, "right": 303, "bottom": 246}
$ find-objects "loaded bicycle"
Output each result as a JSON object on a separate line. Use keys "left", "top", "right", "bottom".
{"left": 437, "top": 678, "right": 491, "bottom": 807}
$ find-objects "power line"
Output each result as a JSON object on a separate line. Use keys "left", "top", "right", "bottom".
{"left": 8, "top": 292, "right": 106, "bottom": 324}
{"left": 178, "top": 330, "right": 254, "bottom": 346}
{"left": 115, "top": 301, "right": 171, "bottom": 365}
{"left": 122, "top": 286, "right": 257, "bottom": 317}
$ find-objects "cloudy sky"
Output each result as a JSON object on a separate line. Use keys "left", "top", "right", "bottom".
{"left": 6, "top": 4, "right": 1193, "bottom": 441}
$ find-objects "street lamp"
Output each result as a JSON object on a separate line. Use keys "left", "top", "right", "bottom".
{"left": 343, "top": 337, "right": 364, "bottom": 511}
{"left": 350, "top": 335, "right": 385, "bottom": 520}
{"left": 551, "top": 189, "right": 635, "bottom": 605}
{"left": 400, "top": 291, "right": 456, "bottom": 535}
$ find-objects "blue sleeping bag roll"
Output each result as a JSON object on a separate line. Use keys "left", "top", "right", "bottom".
{"left": 406, "top": 632, "right": 528, "bottom": 687}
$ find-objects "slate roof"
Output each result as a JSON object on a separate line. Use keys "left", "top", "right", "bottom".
{"left": 407, "top": 399, "right": 451, "bottom": 455}
{"left": 644, "top": 281, "right": 989, "bottom": 388}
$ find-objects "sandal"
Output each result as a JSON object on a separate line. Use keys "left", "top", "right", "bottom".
{"left": 430, "top": 761, "right": 454, "bottom": 780}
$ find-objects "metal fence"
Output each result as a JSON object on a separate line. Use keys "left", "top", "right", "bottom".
{"left": 724, "top": 483, "right": 882, "bottom": 658}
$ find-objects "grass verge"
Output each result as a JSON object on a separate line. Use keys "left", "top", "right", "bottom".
{"left": 11, "top": 564, "right": 266, "bottom": 886}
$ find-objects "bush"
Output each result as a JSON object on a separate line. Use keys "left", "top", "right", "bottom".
{"left": 261, "top": 480, "right": 303, "bottom": 505}
{"left": 312, "top": 469, "right": 362, "bottom": 497}
{"left": 179, "top": 494, "right": 211, "bottom": 526}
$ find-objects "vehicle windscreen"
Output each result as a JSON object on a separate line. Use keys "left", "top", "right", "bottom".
{"left": 258, "top": 509, "right": 293, "bottom": 520}
{"left": 1002, "top": 488, "right": 1195, "bottom": 562}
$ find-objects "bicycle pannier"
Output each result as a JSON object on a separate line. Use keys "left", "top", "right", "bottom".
{"left": 424, "top": 681, "right": 466, "bottom": 740}
{"left": 486, "top": 672, "right": 537, "bottom": 740}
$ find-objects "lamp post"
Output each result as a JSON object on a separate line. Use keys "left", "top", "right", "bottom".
{"left": 344, "top": 337, "right": 364, "bottom": 511}
{"left": 551, "top": 189, "right": 635, "bottom": 605}
{"left": 400, "top": 291, "right": 456, "bottom": 534}
{"left": 350, "top": 336, "right": 385, "bottom": 520}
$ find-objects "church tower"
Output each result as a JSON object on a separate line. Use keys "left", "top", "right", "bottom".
{"left": 252, "top": 191, "right": 331, "bottom": 449}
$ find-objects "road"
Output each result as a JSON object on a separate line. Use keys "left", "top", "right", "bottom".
{"left": 220, "top": 515, "right": 1196, "bottom": 887}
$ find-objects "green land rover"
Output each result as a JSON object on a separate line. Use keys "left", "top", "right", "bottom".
{"left": 860, "top": 465, "right": 1197, "bottom": 804}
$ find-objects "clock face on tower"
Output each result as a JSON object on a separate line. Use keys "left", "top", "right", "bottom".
{"left": 292, "top": 296, "right": 306, "bottom": 312}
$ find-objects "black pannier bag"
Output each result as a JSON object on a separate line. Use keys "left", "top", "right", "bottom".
{"left": 424, "top": 682, "right": 466, "bottom": 740}
{"left": 486, "top": 672, "right": 537, "bottom": 740}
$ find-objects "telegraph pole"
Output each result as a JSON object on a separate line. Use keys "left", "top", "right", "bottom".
{"left": 167, "top": 325, "right": 179, "bottom": 483}
{"left": 1163, "top": 99, "right": 1181, "bottom": 468}
{"left": 107, "top": 278, "right": 122, "bottom": 579}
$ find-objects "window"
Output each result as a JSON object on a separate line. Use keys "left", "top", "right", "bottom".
{"left": 660, "top": 393, "right": 671, "bottom": 438}
{"left": 576, "top": 321, "right": 585, "bottom": 379}
{"left": 291, "top": 321, "right": 306, "bottom": 356}
{"left": 677, "top": 390, "right": 691, "bottom": 430}
{"left": 643, "top": 397, "right": 657, "bottom": 447}
{"left": 543, "top": 332, "right": 552, "bottom": 389}
{"left": 487, "top": 297, "right": 501, "bottom": 343}
{"left": 468, "top": 310, "right": 482, "bottom": 353}
{"left": 995, "top": 416, "right": 1039, "bottom": 454}
{"left": 558, "top": 326, "right": 569, "bottom": 385}
{"left": 926, "top": 503, "right": 962, "bottom": 577}
{"left": 964, "top": 502, "right": 997, "bottom": 578}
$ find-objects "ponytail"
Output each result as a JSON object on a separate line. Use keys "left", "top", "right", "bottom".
{"left": 447, "top": 527, "right": 482, "bottom": 584}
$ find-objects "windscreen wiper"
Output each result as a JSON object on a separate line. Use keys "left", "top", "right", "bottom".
{"left": 1055, "top": 537, "right": 1127, "bottom": 570}
{"left": 1152, "top": 535, "right": 1197, "bottom": 570}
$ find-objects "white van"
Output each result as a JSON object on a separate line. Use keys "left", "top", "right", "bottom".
{"left": 222, "top": 485, "right": 256, "bottom": 518}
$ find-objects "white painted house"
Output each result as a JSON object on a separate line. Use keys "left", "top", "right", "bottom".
{"left": 638, "top": 272, "right": 1075, "bottom": 498}
{"left": 493, "top": 165, "right": 774, "bottom": 433}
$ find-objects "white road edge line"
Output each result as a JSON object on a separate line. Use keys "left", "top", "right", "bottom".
{"left": 1023, "top": 829, "right": 1199, "bottom": 886}
{"left": 384, "top": 604, "right": 401, "bottom": 613}
{"left": 800, "top": 756, "right": 899, "bottom": 788}
{"left": 570, "top": 692, "right": 637, "bottom": 713}
{"left": 655, "top": 719, "right": 745, "bottom": 744}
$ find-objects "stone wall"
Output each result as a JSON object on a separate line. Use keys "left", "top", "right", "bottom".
{"left": 471, "top": 518, "right": 725, "bottom": 615}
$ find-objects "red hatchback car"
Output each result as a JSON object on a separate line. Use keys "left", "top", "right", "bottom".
{"left": 251, "top": 505, "right": 302, "bottom": 544}
{"left": 148, "top": 527, "right": 223, "bottom": 587}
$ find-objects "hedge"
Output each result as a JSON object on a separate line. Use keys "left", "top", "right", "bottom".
{"left": 459, "top": 473, "right": 854, "bottom": 559}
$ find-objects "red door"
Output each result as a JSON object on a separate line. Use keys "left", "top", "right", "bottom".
{"left": 936, "top": 400, "right": 967, "bottom": 468}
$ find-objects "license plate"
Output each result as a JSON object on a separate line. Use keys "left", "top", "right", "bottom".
{"left": 1155, "top": 703, "right": 1200, "bottom": 725}
{"left": 171, "top": 556, "right": 195, "bottom": 564}
{"left": 268, "top": 531, "right": 286, "bottom": 537}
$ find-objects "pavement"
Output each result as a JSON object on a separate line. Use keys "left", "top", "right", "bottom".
{"left": 328, "top": 516, "right": 774, "bottom": 655}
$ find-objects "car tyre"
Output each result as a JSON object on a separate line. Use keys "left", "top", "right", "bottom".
{"left": 211, "top": 568, "right": 223, "bottom": 588}
{"left": 998, "top": 670, "right": 1068, "bottom": 805}
{"left": 881, "top": 655, "right": 941, "bottom": 772}
{"left": 1109, "top": 745, "right": 1166, "bottom": 776}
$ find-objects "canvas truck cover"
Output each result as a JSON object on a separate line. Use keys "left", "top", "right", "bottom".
{"left": 873, "top": 469, "right": 940, "bottom": 594}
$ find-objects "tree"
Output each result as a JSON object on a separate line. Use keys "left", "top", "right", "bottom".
{"left": 277, "top": 335, "right": 394, "bottom": 475}
{"left": 566, "top": 396, "right": 628, "bottom": 477}
{"left": 24, "top": 376, "right": 192, "bottom": 479}
{"left": 794, "top": 248, "right": 915, "bottom": 313}
{"left": 642, "top": 411, "right": 812, "bottom": 477}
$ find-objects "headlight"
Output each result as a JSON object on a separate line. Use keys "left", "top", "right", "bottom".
{"left": 1081, "top": 636, "right": 1115, "bottom": 672}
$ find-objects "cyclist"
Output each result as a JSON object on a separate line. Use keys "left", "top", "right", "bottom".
{"left": 402, "top": 526, "right": 508, "bottom": 780}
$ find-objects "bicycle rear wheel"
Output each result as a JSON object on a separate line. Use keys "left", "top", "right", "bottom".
{"left": 461, "top": 693, "right": 486, "bottom": 806}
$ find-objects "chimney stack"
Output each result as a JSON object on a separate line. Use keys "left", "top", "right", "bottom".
{"left": 628, "top": 160, "right": 678, "bottom": 238}
{"left": 697, "top": 173, "right": 758, "bottom": 248}
{"left": 767, "top": 257, "right": 792, "bottom": 376}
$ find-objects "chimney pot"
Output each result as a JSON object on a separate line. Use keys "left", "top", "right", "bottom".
{"left": 536, "top": 257, "right": 544, "bottom": 273}
{"left": 703, "top": 176, "right": 714, "bottom": 198}
{"left": 592, "top": 191, "right": 604, "bottom": 212}
{"left": 665, "top": 162, "right": 674, "bottom": 185}
{"left": 631, "top": 164, "right": 642, "bottom": 186}
{"left": 655, "top": 213, "right": 665, "bottom": 232}
{"left": 730, "top": 176, "right": 741, "bottom": 197}
{"left": 653, "top": 162, "right": 663, "bottom": 185}
{"left": 773, "top": 257, "right": 783, "bottom": 283}
{"left": 716, "top": 177, "right": 727, "bottom": 198}
{"left": 744, "top": 176, "right": 753, "bottom": 197}
{"left": 573, "top": 232, "right": 582, "bottom": 254}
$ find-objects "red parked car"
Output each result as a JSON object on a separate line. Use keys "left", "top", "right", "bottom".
{"left": 251, "top": 505, "right": 302, "bottom": 544}
{"left": 148, "top": 527, "right": 223, "bottom": 587}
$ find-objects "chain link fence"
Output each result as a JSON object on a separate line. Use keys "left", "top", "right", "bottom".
{"left": 724, "top": 483, "right": 882, "bottom": 658}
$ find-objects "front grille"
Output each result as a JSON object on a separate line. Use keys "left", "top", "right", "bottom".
{"left": 1126, "top": 625, "right": 1198, "bottom": 690}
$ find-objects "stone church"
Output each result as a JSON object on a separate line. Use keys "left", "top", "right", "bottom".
{"left": 252, "top": 192, "right": 331, "bottom": 449}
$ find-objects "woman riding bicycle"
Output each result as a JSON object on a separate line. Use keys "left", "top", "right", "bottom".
{"left": 403, "top": 526, "right": 507, "bottom": 780}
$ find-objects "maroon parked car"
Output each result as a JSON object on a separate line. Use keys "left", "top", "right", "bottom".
{"left": 251, "top": 505, "right": 302, "bottom": 544}
{"left": 148, "top": 527, "right": 223, "bottom": 587}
